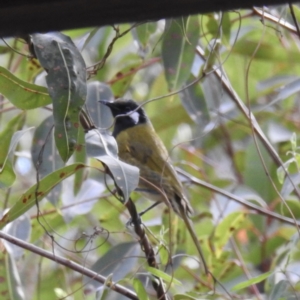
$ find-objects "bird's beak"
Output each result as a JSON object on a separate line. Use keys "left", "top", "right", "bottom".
{"left": 99, "top": 100, "right": 113, "bottom": 107}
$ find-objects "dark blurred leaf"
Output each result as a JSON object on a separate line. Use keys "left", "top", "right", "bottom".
{"left": 31, "top": 115, "right": 65, "bottom": 205}
{"left": 86, "top": 81, "right": 114, "bottom": 128}
{"left": 180, "top": 75, "right": 210, "bottom": 128}
{"left": 162, "top": 16, "right": 199, "bottom": 91}
{"left": 32, "top": 32, "right": 87, "bottom": 162}
{"left": 0, "top": 66, "right": 51, "bottom": 109}
{"left": 0, "top": 163, "right": 87, "bottom": 229}
{"left": 84, "top": 242, "right": 139, "bottom": 287}
{"left": 85, "top": 130, "right": 139, "bottom": 201}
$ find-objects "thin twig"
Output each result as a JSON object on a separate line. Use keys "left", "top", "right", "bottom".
{"left": 177, "top": 168, "right": 300, "bottom": 227}
{"left": 0, "top": 230, "right": 138, "bottom": 300}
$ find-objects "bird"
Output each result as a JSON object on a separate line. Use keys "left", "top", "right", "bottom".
{"left": 100, "top": 98, "right": 208, "bottom": 274}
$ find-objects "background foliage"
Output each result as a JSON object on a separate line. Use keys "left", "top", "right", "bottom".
{"left": 1, "top": 4, "right": 300, "bottom": 300}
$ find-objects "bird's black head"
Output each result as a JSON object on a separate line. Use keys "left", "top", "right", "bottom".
{"left": 100, "top": 99, "right": 148, "bottom": 136}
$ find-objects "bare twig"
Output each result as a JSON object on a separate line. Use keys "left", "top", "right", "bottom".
{"left": 0, "top": 231, "right": 138, "bottom": 300}
{"left": 178, "top": 168, "right": 300, "bottom": 227}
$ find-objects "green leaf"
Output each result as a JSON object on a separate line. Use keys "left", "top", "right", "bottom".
{"left": 0, "top": 163, "right": 86, "bottom": 228}
{"left": 73, "top": 125, "right": 86, "bottom": 195}
{"left": 231, "top": 271, "right": 273, "bottom": 291}
{"left": 0, "top": 66, "right": 51, "bottom": 109}
{"left": 0, "top": 161, "right": 16, "bottom": 188}
{"left": 174, "top": 294, "right": 198, "bottom": 300}
{"left": 110, "top": 57, "right": 142, "bottom": 98}
{"left": 0, "top": 113, "right": 25, "bottom": 171}
{"left": 214, "top": 212, "right": 246, "bottom": 257}
{"left": 133, "top": 278, "right": 149, "bottom": 300}
{"left": 0, "top": 113, "right": 26, "bottom": 187}
{"left": 162, "top": 16, "right": 199, "bottom": 91}
{"left": 145, "top": 266, "right": 182, "bottom": 286}
{"left": 280, "top": 199, "right": 300, "bottom": 219}
{"left": 32, "top": 32, "right": 87, "bottom": 162}
{"left": 132, "top": 22, "right": 157, "bottom": 49}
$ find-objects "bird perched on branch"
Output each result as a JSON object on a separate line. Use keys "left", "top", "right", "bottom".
{"left": 100, "top": 99, "right": 208, "bottom": 274}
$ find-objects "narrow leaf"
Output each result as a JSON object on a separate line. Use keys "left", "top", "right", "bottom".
{"left": 0, "top": 163, "right": 86, "bottom": 228}
{"left": 145, "top": 266, "right": 182, "bottom": 286}
{"left": 0, "top": 66, "right": 51, "bottom": 109}
{"left": 133, "top": 278, "right": 149, "bottom": 300}
{"left": 232, "top": 271, "right": 272, "bottom": 291}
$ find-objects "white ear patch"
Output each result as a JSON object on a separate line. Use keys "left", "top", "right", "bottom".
{"left": 129, "top": 111, "right": 140, "bottom": 124}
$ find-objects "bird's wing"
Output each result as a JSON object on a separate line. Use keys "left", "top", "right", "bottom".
{"left": 116, "top": 124, "right": 188, "bottom": 208}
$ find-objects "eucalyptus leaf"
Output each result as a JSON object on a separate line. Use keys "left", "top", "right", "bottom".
{"left": 0, "top": 163, "right": 87, "bottom": 229}
{"left": 32, "top": 32, "right": 87, "bottom": 162}
{"left": 0, "top": 66, "right": 51, "bottom": 109}
{"left": 232, "top": 271, "right": 272, "bottom": 291}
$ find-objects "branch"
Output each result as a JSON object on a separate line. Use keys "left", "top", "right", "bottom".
{"left": 125, "top": 198, "right": 169, "bottom": 300}
{"left": 0, "top": 230, "right": 138, "bottom": 300}
{"left": 178, "top": 168, "right": 300, "bottom": 227}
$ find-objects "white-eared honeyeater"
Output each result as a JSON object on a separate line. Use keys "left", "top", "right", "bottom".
{"left": 100, "top": 99, "right": 208, "bottom": 274}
